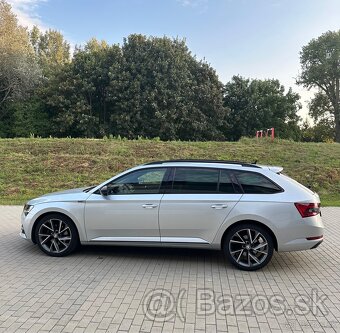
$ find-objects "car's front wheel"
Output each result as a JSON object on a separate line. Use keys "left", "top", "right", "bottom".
{"left": 224, "top": 223, "right": 274, "bottom": 271}
{"left": 35, "top": 213, "right": 79, "bottom": 257}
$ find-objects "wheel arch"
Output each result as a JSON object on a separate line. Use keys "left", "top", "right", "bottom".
{"left": 31, "top": 211, "right": 79, "bottom": 244}
{"left": 220, "top": 220, "right": 278, "bottom": 251}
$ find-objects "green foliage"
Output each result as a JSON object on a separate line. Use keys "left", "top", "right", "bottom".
{"left": 0, "top": 99, "right": 49, "bottom": 137}
{"left": 0, "top": 1, "right": 337, "bottom": 142}
{"left": 43, "top": 38, "right": 121, "bottom": 137}
{"left": 298, "top": 30, "right": 340, "bottom": 142}
{"left": 0, "top": 3, "right": 70, "bottom": 137}
{"left": 223, "top": 76, "right": 301, "bottom": 141}
{"left": 306, "top": 91, "right": 336, "bottom": 141}
{"left": 10, "top": 99, "right": 49, "bottom": 137}
{"left": 0, "top": 0, "right": 40, "bottom": 109}
{"left": 30, "top": 26, "right": 71, "bottom": 77}
{"left": 300, "top": 119, "right": 335, "bottom": 142}
{"left": 110, "top": 34, "right": 228, "bottom": 140}
{"left": 44, "top": 34, "right": 228, "bottom": 140}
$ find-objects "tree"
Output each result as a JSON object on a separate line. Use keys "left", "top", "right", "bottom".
{"left": 7, "top": 98, "right": 49, "bottom": 137}
{"left": 0, "top": 0, "right": 40, "bottom": 136}
{"left": 307, "top": 91, "right": 335, "bottom": 140}
{"left": 30, "top": 26, "right": 71, "bottom": 77}
{"left": 297, "top": 30, "right": 340, "bottom": 142}
{"left": 44, "top": 34, "right": 228, "bottom": 140}
{"left": 22, "top": 26, "right": 71, "bottom": 137}
{"left": 108, "top": 34, "right": 227, "bottom": 140}
{"left": 223, "top": 76, "right": 301, "bottom": 141}
{"left": 44, "top": 39, "right": 122, "bottom": 137}
{"left": 300, "top": 118, "right": 335, "bottom": 142}
{"left": 0, "top": 0, "right": 40, "bottom": 108}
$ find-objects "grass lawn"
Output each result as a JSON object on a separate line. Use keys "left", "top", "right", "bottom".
{"left": 0, "top": 137, "right": 339, "bottom": 206}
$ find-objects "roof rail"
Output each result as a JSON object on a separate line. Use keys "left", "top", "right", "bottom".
{"left": 144, "top": 159, "right": 261, "bottom": 168}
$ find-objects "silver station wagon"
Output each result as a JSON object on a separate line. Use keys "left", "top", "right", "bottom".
{"left": 20, "top": 160, "right": 324, "bottom": 270}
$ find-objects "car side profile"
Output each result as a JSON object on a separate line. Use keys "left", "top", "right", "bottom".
{"left": 20, "top": 160, "right": 324, "bottom": 270}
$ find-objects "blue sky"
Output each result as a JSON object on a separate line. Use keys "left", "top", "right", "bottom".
{"left": 8, "top": 0, "right": 340, "bottom": 118}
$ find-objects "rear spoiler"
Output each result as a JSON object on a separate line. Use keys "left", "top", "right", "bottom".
{"left": 258, "top": 165, "right": 283, "bottom": 174}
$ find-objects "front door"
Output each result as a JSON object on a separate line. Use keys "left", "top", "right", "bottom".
{"left": 85, "top": 167, "right": 168, "bottom": 242}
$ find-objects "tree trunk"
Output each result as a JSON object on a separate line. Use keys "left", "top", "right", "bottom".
{"left": 335, "top": 78, "right": 340, "bottom": 142}
{"left": 335, "top": 111, "right": 340, "bottom": 143}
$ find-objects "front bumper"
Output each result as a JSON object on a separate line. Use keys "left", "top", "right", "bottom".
{"left": 20, "top": 231, "right": 27, "bottom": 240}
{"left": 20, "top": 224, "right": 28, "bottom": 240}
{"left": 20, "top": 211, "right": 34, "bottom": 241}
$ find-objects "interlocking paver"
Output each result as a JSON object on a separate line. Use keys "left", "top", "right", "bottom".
{"left": 0, "top": 206, "right": 339, "bottom": 332}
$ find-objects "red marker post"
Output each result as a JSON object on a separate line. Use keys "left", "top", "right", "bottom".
{"left": 256, "top": 128, "right": 274, "bottom": 140}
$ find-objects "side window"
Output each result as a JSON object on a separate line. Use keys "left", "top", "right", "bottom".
{"left": 234, "top": 171, "right": 282, "bottom": 194}
{"left": 219, "top": 170, "right": 236, "bottom": 194}
{"left": 172, "top": 168, "right": 219, "bottom": 194}
{"left": 107, "top": 168, "right": 167, "bottom": 195}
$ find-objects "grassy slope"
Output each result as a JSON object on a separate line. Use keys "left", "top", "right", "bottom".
{"left": 0, "top": 137, "right": 339, "bottom": 206}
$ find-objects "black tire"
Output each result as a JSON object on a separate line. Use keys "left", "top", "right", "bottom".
{"left": 223, "top": 223, "right": 274, "bottom": 271}
{"left": 34, "top": 213, "right": 79, "bottom": 257}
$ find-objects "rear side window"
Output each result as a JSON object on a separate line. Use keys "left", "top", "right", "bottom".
{"left": 234, "top": 171, "right": 282, "bottom": 194}
{"left": 172, "top": 168, "right": 219, "bottom": 193}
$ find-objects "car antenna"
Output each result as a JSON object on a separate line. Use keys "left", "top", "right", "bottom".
{"left": 253, "top": 159, "right": 258, "bottom": 164}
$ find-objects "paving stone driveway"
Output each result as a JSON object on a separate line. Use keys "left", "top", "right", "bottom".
{"left": 0, "top": 206, "right": 339, "bottom": 333}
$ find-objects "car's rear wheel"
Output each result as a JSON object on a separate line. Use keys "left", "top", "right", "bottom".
{"left": 224, "top": 223, "right": 274, "bottom": 271}
{"left": 35, "top": 213, "right": 79, "bottom": 257}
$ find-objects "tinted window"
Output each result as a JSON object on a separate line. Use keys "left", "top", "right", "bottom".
{"left": 234, "top": 171, "right": 282, "bottom": 194}
{"left": 219, "top": 170, "right": 235, "bottom": 194}
{"left": 107, "top": 168, "right": 167, "bottom": 194}
{"left": 172, "top": 168, "right": 218, "bottom": 193}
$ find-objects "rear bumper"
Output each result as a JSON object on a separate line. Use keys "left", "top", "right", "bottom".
{"left": 277, "top": 211, "right": 324, "bottom": 252}
{"left": 311, "top": 239, "right": 323, "bottom": 249}
{"left": 279, "top": 236, "right": 324, "bottom": 251}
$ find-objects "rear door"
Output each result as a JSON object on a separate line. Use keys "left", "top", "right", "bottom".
{"left": 159, "top": 167, "right": 243, "bottom": 244}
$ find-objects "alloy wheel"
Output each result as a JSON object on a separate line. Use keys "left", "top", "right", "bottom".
{"left": 228, "top": 228, "right": 269, "bottom": 268}
{"left": 38, "top": 218, "right": 72, "bottom": 254}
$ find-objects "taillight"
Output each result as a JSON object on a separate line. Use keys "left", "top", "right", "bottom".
{"left": 294, "top": 202, "right": 320, "bottom": 218}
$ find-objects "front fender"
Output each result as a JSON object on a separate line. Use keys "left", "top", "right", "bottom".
{"left": 24, "top": 202, "right": 87, "bottom": 242}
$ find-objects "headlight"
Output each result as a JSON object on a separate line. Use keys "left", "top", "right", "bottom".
{"left": 23, "top": 204, "right": 34, "bottom": 216}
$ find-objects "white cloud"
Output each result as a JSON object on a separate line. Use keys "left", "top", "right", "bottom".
{"left": 7, "top": 0, "right": 48, "bottom": 30}
{"left": 177, "top": 0, "right": 208, "bottom": 8}
{"left": 177, "top": 0, "right": 209, "bottom": 14}
{"left": 178, "top": 0, "right": 193, "bottom": 6}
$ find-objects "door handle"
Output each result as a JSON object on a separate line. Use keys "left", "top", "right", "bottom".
{"left": 211, "top": 204, "right": 228, "bottom": 209}
{"left": 142, "top": 204, "right": 158, "bottom": 209}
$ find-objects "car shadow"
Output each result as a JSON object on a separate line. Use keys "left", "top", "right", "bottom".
{"left": 15, "top": 238, "right": 316, "bottom": 274}
{"left": 76, "top": 244, "right": 293, "bottom": 273}
{"left": 79, "top": 244, "right": 222, "bottom": 261}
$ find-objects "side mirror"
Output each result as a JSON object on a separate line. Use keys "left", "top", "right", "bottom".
{"left": 100, "top": 185, "right": 108, "bottom": 196}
